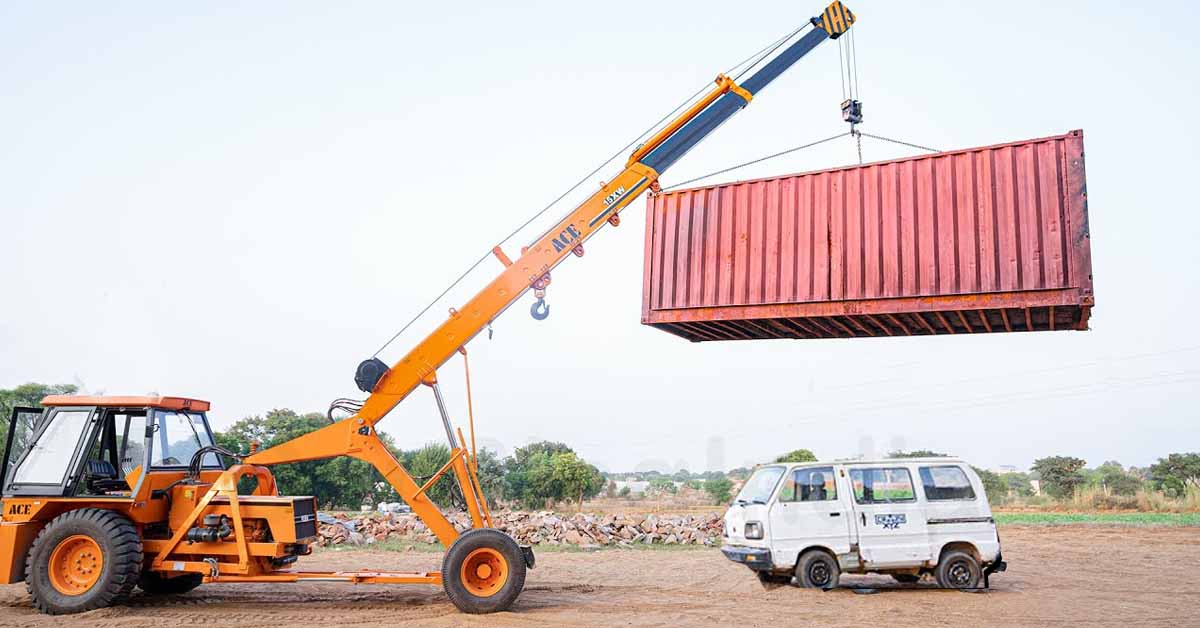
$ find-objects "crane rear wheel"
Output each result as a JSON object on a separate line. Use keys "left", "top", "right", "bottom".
{"left": 26, "top": 508, "right": 142, "bottom": 614}
{"left": 441, "top": 529, "right": 526, "bottom": 613}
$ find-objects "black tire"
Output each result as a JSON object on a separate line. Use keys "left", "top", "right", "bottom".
{"left": 795, "top": 550, "right": 840, "bottom": 589}
{"left": 891, "top": 573, "right": 922, "bottom": 584}
{"left": 935, "top": 550, "right": 982, "bottom": 589}
{"left": 25, "top": 508, "right": 143, "bottom": 615}
{"left": 441, "top": 529, "right": 526, "bottom": 614}
{"left": 138, "top": 571, "right": 203, "bottom": 595}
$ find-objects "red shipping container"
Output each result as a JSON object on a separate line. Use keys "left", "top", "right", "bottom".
{"left": 641, "top": 130, "right": 1094, "bottom": 341}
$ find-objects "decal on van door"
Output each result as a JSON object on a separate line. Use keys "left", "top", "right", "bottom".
{"left": 874, "top": 514, "right": 907, "bottom": 530}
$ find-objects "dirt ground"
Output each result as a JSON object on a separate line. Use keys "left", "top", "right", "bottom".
{"left": 1, "top": 526, "right": 1197, "bottom": 628}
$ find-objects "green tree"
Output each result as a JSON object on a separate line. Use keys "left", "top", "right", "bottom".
{"left": 1032, "top": 456, "right": 1087, "bottom": 498}
{"left": 550, "top": 451, "right": 604, "bottom": 509}
{"left": 774, "top": 449, "right": 817, "bottom": 463}
{"left": 1002, "top": 472, "right": 1034, "bottom": 497}
{"left": 618, "top": 485, "right": 631, "bottom": 497}
{"left": 502, "top": 441, "right": 603, "bottom": 509}
{"left": 972, "top": 466, "right": 1008, "bottom": 504}
{"left": 648, "top": 477, "right": 678, "bottom": 495}
{"left": 0, "top": 382, "right": 78, "bottom": 441}
{"left": 404, "top": 442, "right": 455, "bottom": 507}
{"left": 727, "top": 467, "right": 752, "bottom": 480}
{"left": 1094, "top": 461, "right": 1143, "bottom": 496}
{"left": 1148, "top": 453, "right": 1200, "bottom": 497}
{"left": 473, "top": 447, "right": 505, "bottom": 507}
{"left": 704, "top": 477, "right": 734, "bottom": 505}
{"left": 888, "top": 449, "right": 949, "bottom": 458}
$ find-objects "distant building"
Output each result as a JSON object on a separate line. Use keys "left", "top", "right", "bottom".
{"left": 992, "top": 465, "right": 1018, "bottom": 474}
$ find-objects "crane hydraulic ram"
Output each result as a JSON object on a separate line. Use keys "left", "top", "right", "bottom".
{"left": 0, "top": 2, "right": 855, "bottom": 615}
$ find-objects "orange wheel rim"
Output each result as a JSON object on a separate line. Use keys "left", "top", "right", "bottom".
{"left": 48, "top": 535, "right": 104, "bottom": 596}
{"left": 460, "top": 547, "right": 508, "bottom": 597}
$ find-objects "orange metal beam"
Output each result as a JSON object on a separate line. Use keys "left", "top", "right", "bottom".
{"left": 207, "top": 571, "right": 442, "bottom": 585}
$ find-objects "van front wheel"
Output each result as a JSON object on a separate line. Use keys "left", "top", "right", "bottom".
{"left": 795, "top": 551, "right": 839, "bottom": 589}
{"left": 935, "top": 550, "right": 981, "bottom": 589}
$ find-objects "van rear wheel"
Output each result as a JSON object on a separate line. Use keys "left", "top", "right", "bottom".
{"left": 935, "top": 550, "right": 982, "bottom": 589}
{"left": 795, "top": 550, "right": 839, "bottom": 589}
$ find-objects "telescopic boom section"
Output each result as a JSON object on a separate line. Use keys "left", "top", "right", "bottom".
{"left": 359, "top": 3, "right": 851, "bottom": 425}
{"left": 245, "top": 2, "right": 854, "bottom": 534}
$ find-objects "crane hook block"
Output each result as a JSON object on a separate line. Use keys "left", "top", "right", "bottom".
{"left": 531, "top": 298, "right": 550, "bottom": 321}
{"left": 815, "top": 1, "right": 855, "bottom": 39}
{"left": 354, "top": 357, "right": 390, "bottom": 393}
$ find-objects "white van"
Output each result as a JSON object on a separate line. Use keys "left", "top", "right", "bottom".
{"left": 721, "top": 458, "right": 1006, "bottom": 589}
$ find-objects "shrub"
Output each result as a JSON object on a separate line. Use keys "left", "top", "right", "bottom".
{"left": 704, "top": 478, "right": 733, "bottom": 505}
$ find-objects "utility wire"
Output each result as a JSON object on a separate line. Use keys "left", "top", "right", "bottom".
{"left": 371, "top": 23, "right": 817, "bottom": 358}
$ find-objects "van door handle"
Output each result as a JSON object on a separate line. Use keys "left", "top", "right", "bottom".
{"left": 860, "top": 513, "right": 866, "bottom": 526}
{"left": 829, "top": 512, "right": 840, "bottom": 517}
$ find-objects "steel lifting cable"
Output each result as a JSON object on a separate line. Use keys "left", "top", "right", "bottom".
{"left": 849, "top": 27, "right": 860, "bottom": 102}
{"left": 370, "top": 23, "right": 817, "bottom": 359}
{"left": 837, "top": 37, "right": 847, "bottom": 100}
{"left": 858, "top": 131, "right": 940, "bottom": 154}
{"left": 664, "top": 131, "right": 851, "bottom": 191}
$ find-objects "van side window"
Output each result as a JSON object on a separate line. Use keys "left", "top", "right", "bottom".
{"left": 849, "top": 468, "right": 916, "bottom": 504}
{"left": 919, "top": 466, "right": 976, "bottom": 501}
{"left": 779, "top": 467, "right": 837, "bottom": 502}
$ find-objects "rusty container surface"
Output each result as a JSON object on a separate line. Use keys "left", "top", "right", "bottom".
{"left": 641, "top": 130, "right": 1093, "bottom": 341}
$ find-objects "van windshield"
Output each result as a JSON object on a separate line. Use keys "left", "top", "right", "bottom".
{"left": 734, "top": 466, "right": 785, "bottom": 504}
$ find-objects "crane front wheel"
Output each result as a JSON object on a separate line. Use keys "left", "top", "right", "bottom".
{"left": 25, "top": 509, "right": 142, "bottom": 614}
{"left": 441, "top": 529, "right": 526, "bottom": 613}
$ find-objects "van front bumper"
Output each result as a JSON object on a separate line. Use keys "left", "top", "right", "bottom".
{"left": 721, "top": 545, "right": 773, "bottom": 571}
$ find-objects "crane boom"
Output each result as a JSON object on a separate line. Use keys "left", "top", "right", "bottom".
{"left": 246, "top": 0, "right": 854, "bottom": 552}
{"left": 357, "top": 6, "right": 851, "bottom": 426}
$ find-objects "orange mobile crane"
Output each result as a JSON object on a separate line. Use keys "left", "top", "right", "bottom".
{"left": 0, "top": 3, "right": 856, "bottom": 615}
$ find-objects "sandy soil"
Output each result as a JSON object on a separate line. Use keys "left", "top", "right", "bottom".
{"left": 1, "top": 526, "right": 1197, "bottom": 628}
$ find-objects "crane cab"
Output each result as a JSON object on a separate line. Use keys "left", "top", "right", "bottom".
{"left": 2, "top": 396, "right": 221, "bottom": 503}
{"left": 0, "top": 396, "right": 316, "bottom": 615}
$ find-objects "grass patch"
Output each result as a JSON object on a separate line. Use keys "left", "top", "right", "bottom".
{"left": 996, "top": 512, "right": 1200, "bottom": 527}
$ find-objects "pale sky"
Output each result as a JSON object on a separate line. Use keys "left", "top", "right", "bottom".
{"left": 2, "top": 1, "right": 1197, "bottom": 474}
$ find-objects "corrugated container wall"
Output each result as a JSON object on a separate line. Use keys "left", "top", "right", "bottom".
{"left": 641, "top": 130, "right": 1094, "bottom": 341}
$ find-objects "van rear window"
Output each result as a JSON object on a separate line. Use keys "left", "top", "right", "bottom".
{"left": 919, "top": 466, "right": 976, "bottom": 501}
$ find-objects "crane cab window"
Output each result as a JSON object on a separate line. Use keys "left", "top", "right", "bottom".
{"left": 152, "top": 410, "right": 219, "bottom": 468}
{"left": 10, "top": 409, "right": 91, "bottom": 486}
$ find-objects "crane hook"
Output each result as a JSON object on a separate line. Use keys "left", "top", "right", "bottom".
{"left": 530, "top": 298, "right": 549, "bottom": 321}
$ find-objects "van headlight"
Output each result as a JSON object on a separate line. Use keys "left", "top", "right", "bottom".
{"left": 744, "top": 521, "right": 764, "bottom": 540}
